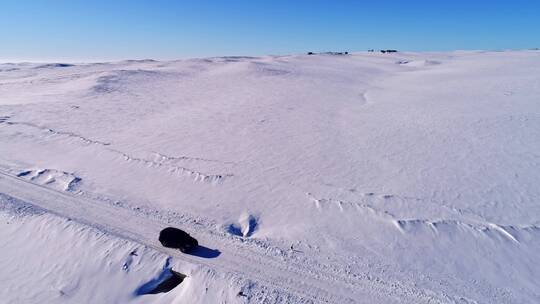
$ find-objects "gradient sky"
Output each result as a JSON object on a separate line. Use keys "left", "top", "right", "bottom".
{"left": 1, "top": 0, "right": 539, "bottom": 61}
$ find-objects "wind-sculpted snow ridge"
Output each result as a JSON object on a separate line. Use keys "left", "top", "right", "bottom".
{"left": 112, "top": 149, "right": 234, "bottom": 184}
{"left": 225, "top": 212, "right": 259, "bottom": 238}
{"left": 4, "top": 120, "right": 111, "bottom": 146}
{"left": 34, "top": 63, "right": 75, "bottom": 69}
{"left": 91, "top": 69, "right": 166, "bottom": 94}
{"left": 212, "top": 56, "right": 259, "bottom": 63}
{"left": 306, "top": 191, "right": 396, "bottom": 218}
{"left": 393, "top": 219, "right": 540, "bottom": 243}
{"left": 249, "top": 62, "right": 293, "bottom": 77}
{"left": 306, "top": 192, "right": 540, "bottom": 244}
{"left": 153, "top": 151, "right": 236, "bottom": 165}
{"left": 396, "top": 59, "right": 442, "bottom": 66}
{"left": 0, "top": 118, "right": 232, "bottom": 184}
{"left": 17, "top": 168, "right": 82, "bottom": 192}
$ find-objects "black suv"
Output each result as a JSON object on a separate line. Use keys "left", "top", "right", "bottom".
{"left": 159, "top": 227, "right": 199, "bottom": 253}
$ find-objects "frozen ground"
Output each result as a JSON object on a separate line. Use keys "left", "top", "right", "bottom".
{"left": 0, "top": 50, "right": 539, "bottom": 303}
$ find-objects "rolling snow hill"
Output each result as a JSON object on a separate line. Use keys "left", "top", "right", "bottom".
{"left": 1, "top": 50, "right": 539, "bottom": 303}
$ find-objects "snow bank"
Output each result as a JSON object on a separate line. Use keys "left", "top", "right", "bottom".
{"left": 0, "top": 194, "right": 248, "bottom": 304}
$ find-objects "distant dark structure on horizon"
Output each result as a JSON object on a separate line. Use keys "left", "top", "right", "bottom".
{"left": 380, "top": 49, "right": 398, "bottom": 54}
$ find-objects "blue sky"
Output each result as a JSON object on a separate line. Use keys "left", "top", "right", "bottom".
{"left": 1, "top": 0, "right": 539, "bottom": 61}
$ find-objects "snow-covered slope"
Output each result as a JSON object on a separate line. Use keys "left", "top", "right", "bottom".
{"left": 0, "top": 51, "right": 539, "bottom": 303}
{"left": 0, "top": 193, "right": 249, "bottom": 304}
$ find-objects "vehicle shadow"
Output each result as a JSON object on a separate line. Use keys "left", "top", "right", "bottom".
{"left": 188, "top": 245, "right": 221, "bottom": 258}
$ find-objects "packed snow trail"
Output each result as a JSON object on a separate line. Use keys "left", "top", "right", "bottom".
{"left": 0, "top": 170, "right": 446, "bottom": 303}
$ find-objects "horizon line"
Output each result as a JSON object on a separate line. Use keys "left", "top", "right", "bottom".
{"left": 1, "top": 48, "right": 539, "bottom": 64}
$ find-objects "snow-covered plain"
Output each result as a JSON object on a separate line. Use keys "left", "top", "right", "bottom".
{"left": 0, "top": 51, "right": 539, "bottom": 303}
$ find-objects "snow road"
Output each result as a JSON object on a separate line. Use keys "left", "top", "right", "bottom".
{"left": 0, "top": 169, "right": 445, "bottom": 303}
